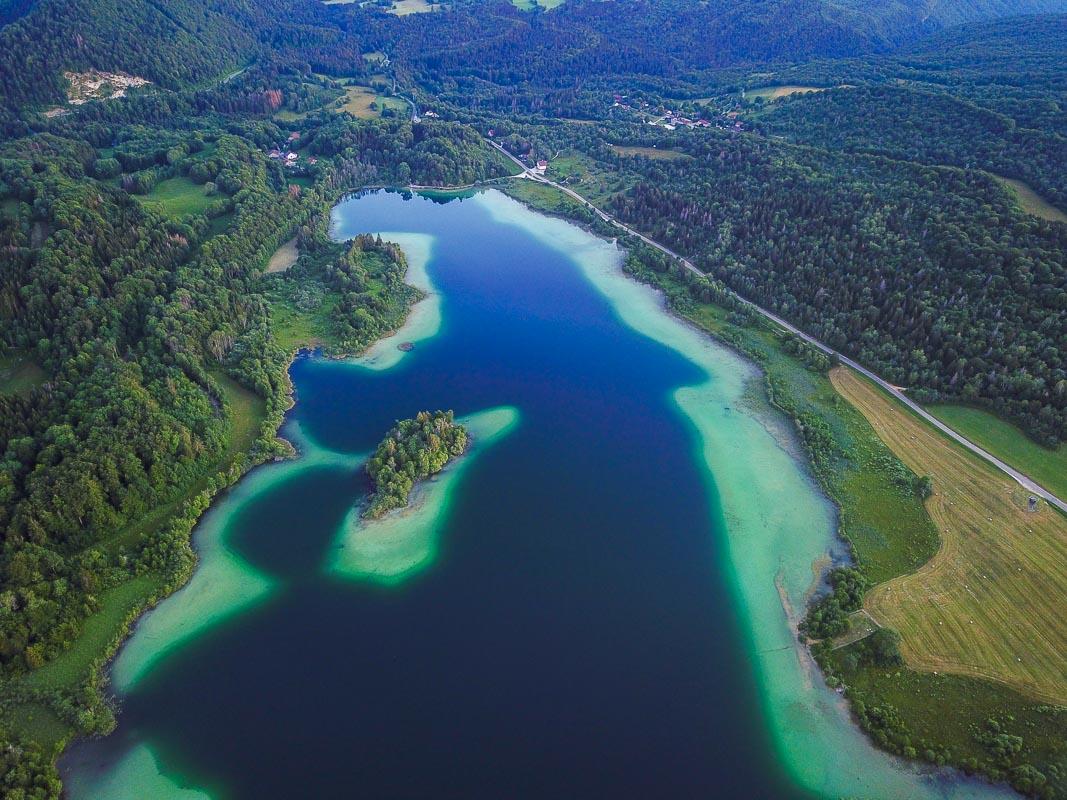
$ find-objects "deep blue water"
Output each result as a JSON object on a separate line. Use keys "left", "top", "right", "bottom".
{"left": 66, "top": 190, "right": 814, "bottom": 799}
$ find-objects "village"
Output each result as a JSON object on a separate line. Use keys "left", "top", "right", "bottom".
{"left": 611, "top": 94, "right": 745, "bottom": 132}
{"left": 267, "top": 131, "right": 318, "bottom": 168}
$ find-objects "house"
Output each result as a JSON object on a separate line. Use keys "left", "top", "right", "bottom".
{"left": 268, "top": 149, "right": 282, "bottom": 159}
{"left": 534, "top": 159, "right": 548, "bottom": 175}
{"left": 423, "top": 110, "right": 439, "bottom": 118}
{"left": 287, "top": 131, "right": 300, "bottom": 142}
{"left": 488, "top": 129, "right": 495, "bottom": 137}
{"left": 286, "top": 152, "right": 299, "bottom": 163}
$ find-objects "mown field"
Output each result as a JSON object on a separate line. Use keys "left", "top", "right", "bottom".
{"left": 833, "top": 367, "right": 1067, "bottom": 704}
{"left": 928, "top": 403, "right": 1067, "bottom": 501}
{"left": 266, "top": 237, "right": 300, "bottom": 274}
{"left": 338, "top": 85, "right": 407, "bottom": 119}
{"left": 134, "top": 176, "right": 216, "bottom": 219}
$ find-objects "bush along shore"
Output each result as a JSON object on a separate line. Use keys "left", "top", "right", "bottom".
{"left": 501, "top": 181, "right": 1065, "bottom": 800}
{"left": 363, "top": 411, "right": 469, "bottom": 519}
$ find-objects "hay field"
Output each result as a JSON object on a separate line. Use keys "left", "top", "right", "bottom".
{"left": 747, "top": 85, "right": 826, "bottom": 100}
{"left": 266, "top": 237, "right": 299, "bottom": 273}
{"left": 831, "top": 367, "right": 1067, "bottom": 704}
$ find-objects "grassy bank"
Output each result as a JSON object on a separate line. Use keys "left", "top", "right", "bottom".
{"left": 836, "top": 369, "right": 1067, "bottom": 704}
{"left": 0, "top": 374, "right": 271, "bottom": 771}
{"left": 927, "top": 403, "right": 1067, "bottom": 502}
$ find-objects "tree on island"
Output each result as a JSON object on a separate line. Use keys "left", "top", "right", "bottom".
{"left": 363, "top": 410, "right": 468, "bottom": 518}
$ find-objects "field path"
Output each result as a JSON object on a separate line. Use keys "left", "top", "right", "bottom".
{"left": 832, "top": 367, "right": 1067, "bottom": 703}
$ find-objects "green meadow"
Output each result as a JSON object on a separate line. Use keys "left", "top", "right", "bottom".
{"left": 928, "top": 403, "right": 1067, "bottom": 501}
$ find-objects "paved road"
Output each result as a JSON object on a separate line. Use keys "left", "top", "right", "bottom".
{"left": 488, "top": 141, "right": 1067, "bottom": 514}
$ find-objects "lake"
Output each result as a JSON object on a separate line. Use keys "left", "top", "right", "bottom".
{"left": 61, "top": 189, "right": 1014, "bottom": 800}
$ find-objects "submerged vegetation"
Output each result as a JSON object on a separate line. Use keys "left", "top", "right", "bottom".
{"left": 364, "top": 411, "right": 468, "bottom": 519}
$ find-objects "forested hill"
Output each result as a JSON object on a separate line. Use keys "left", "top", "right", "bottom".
{"left": 4, "top": 0, "right": 1067, "bottom": 115}
{"left": 823, "top": 0, "right": 1067, "bottom": 47}
{"left": 0, "top": 0, "right": 292, "bottom": 109}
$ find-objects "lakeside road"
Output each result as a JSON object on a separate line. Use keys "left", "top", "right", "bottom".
{"left": 486, "top": 140, "right": 1067, "bottom": 515}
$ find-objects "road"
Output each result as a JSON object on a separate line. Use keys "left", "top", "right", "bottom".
{"left": 487, "top": 140, "right": 1067, "bottom": 515}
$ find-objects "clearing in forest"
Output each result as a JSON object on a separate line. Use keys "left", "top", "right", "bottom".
{"left": 609, "top": 145, "right": 690, "bottom": 160}
{"left": 511, "top": 0, "right": 564, "bottom": 9}
{"left": 387, "top": 0, "right": 440, "bottom": 14}
{"left": 992, "top": 174, "right": 1067, "bottom": 224}
{"left": 0, "top": 352, "right": 46, "bottom": 396}
{"left": 831, "top": 367, "right": 1067, "bottom": 704}
{"left": 135, "top": 176, "right": 216, "bottom": 219}
{"left": 747, "top": 85, "right": 826, "bottom": 100}
{"left": 338, "top": 86, "right": 406, "bottom": 118}
{"left": 266, "top": 238, "right": 300, "bottom": 273}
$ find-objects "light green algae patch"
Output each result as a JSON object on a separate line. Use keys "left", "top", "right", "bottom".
{"left": 111, "top": 422, "right": 363, "bottom": 693}
{"left": 62, "top": 743, "right": 211, "bottom": 800}
{"left": 347, "top": 232, "right": 440, "bottom": 371}
{"left": 329, "top": 406, "right": 520, "bottom": 585}
{"left": 474, "top": 189, "right": 1013, "bottom": 800}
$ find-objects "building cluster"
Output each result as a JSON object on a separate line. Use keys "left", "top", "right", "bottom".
{"left": 268, "top": 131, "right": 317, "bottom": 168}
{"left": 612, "top": 95, "right": 745, "bottom": 132}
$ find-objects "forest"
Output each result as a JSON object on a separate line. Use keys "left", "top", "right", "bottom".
{"left": 606, "top": 134, "right": 1067, "bottom": 445}
{"left": 363, "top": 410, "right": 468, "bottom": 518}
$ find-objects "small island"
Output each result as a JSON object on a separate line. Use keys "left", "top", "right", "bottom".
{"left": 363, "top": 410, "right": 469, "bottom": 518}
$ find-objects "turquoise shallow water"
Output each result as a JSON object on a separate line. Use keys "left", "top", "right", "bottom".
{"left": 61, "top": 189, "right": 1014, "bottom": 800}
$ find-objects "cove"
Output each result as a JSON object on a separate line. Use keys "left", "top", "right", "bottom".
{"left": 61, "top": 189, "right": 1014, "bottom": 799}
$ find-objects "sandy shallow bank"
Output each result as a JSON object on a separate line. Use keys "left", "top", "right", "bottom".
{"left": 328, "top": 405, "right": 521, "bottom": 585}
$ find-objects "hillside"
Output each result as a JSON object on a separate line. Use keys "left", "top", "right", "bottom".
{"left": 0, "top": 0, "right": 291, "bottom": 109}
{"left": 824, "top": 0, "right": 1067, "bottom": 47}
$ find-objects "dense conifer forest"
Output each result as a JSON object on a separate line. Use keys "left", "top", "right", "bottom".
{"left": 1, "top": 0, "right": 1066, "bottom": 795}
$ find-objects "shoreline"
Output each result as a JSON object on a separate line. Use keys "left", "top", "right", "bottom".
{"left": 57, "top": 186, "right": 1018, "bottom": 800}
{"left": 329, "top": 406, "right": 520, "bottom": 585}
{"left": 474, "top": 186, "right": 1015, "bottom": 799}
{"left": 56, "top": 197, "right": 437, "bottom": 782}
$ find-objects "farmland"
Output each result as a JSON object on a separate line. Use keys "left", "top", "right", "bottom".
{"left": 928, "top": 404, "right": 1067, "bottom": 501}
{"left": 832, "top": 367, "right": 1067, "bottom": 704}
